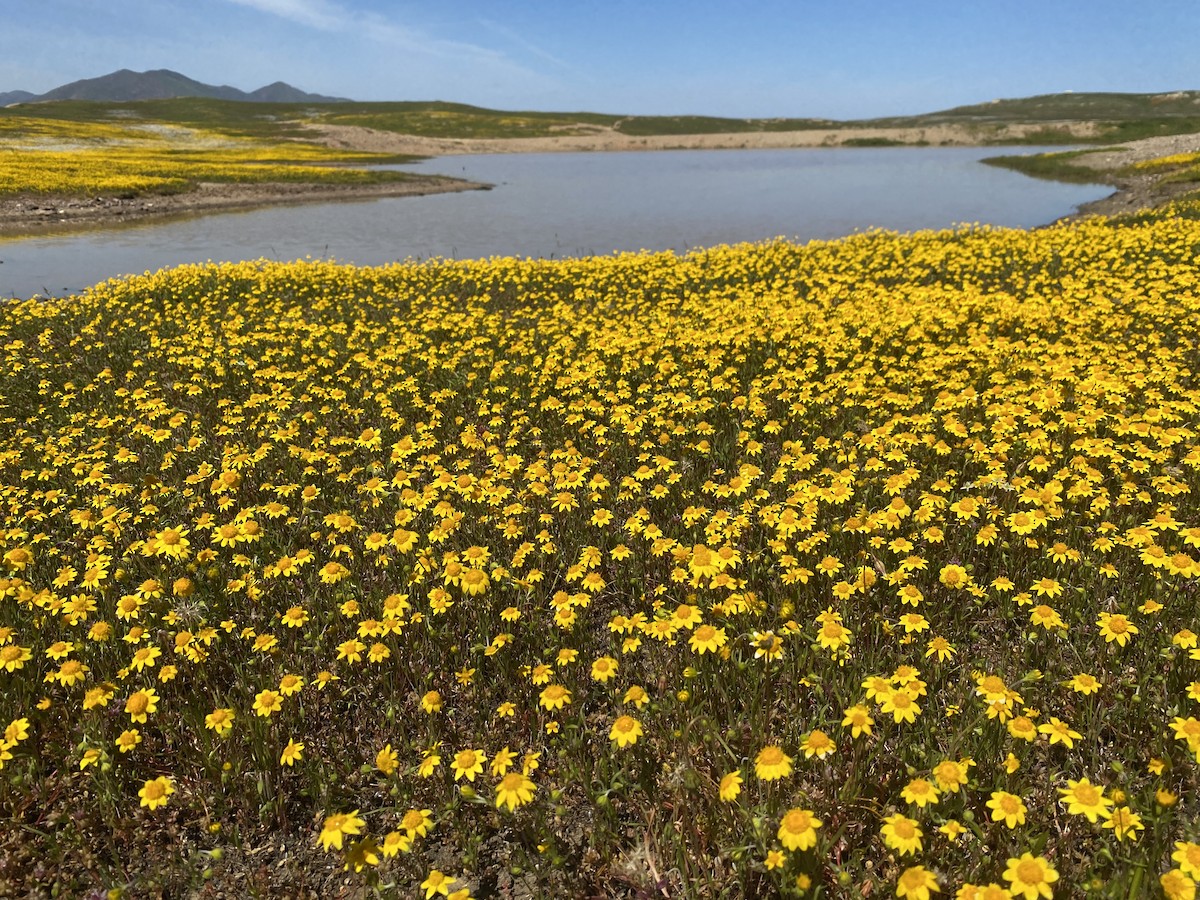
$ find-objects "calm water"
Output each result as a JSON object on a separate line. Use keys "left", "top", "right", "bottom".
{"left": 0, "top": 147, "right": 1110, "bottom": 299}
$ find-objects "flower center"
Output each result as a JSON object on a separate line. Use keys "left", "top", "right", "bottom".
{"left": 1017, "top": 860, "right": 1043, "bottom": 883}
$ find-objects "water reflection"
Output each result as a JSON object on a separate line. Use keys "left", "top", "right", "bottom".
{"left": 0, "top": 147, "right": 1110, "bottom": 299}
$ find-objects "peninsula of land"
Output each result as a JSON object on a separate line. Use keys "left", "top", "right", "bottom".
{"left": 0, "top": 177, "right": 485, "bottom": 236}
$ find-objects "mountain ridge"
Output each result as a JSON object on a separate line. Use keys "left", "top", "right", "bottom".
{"left": 2, "top": 68, "right": 348, "bottom": 105}
{"left": 0, "top": 90, "right": 36, "bottom": 106}
{"left": 4, "top": 72, "right": 1200, "bottom": 134}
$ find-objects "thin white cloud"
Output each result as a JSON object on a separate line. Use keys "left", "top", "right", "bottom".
{"left": 221, "top": 0, "right": 529, "bottom": 71}
{"left": 356, "top": 13, "right": 510, "bottom": 66}
{"left": 476, "top": 18, "right": 574, "bottom": 72}
{"left": 224, "top": 0, "right": 345, "bottom": 31}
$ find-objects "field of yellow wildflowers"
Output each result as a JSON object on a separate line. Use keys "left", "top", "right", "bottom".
{"left": 0, "top": 116, "right": 417, "bottom": 198}
{"left": 1, "top": 205, "right": 1199, "bottom": 898}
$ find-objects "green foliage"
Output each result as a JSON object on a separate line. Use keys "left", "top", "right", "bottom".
{"left": 318, "top": 100, "right": 622, "bottom": 139}
{"left": 1096, "top": 118, "right": 1200, "bottom": 143}
{"left": 979, "top": 149, "right": 1112, "bottom": 184}
{"left": 893, "top": 90, "right": 1200, "bottom": 124}
{"left": 840, "top": 137, "right": 914, "bottom": 147}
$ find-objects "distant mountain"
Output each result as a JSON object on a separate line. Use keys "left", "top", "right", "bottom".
{"left": 245, "top": 81, "right": 337, "bottom": 103}
{"left": 0, "top": 90, "right": 36, "bottom": 106}
{"left": 6, "top": 69, "right": 348, "bottom": 104}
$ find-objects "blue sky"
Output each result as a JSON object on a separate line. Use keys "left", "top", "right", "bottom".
{"left": 2, "top": 0, "right": 1198, "bottom": 118}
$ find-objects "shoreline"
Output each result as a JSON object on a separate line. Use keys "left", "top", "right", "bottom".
{"left": 1044, "top": 131, "right": 1200, "bottom": 221}
{"left": 0, "top": 176, "right": 487, "bottom": 237}
{"left": 1057, "top": 172, "right": 1196, "bottom": 221}
{"left": 1, "top": 125, "right": 1197, "bottom": 238}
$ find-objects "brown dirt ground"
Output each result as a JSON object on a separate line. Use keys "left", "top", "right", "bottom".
{"left": 304, "top": 120, "right": 1102, "bottom": 156}
{"left": 1053, "top": 131, "right": 1200, "bottom": 220}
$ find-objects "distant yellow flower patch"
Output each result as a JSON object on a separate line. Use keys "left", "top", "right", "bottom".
{"left": 0, "top": 117, "right": 411, "bottom": 196}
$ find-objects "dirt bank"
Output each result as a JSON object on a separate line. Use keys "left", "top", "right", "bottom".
{"left": 305, "top": 120, "right": 1100, "bottom": 156}
{"left": 0, "top": 177, "right": 486, "bottom": 237}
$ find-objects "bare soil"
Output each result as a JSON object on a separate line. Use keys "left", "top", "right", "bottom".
{"left": 1053, "top": 131, "right": 1200, "bottom": 220}
{"left": 306, "top": 120, "right": 1101, "bottom": 156}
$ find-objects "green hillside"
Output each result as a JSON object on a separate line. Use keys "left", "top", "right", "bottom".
{"left": 3, "top": 89, "right": 1200, "bottom": 145}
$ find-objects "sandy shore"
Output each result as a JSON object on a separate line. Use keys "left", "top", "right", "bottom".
{"left": 306, "top": 120, "right": 1100, "bottom": 156}
{"left": 0, "top": 121, "right": 1196, "bottom": 236}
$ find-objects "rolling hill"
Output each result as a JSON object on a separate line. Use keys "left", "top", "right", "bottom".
{"left": 2, "top": 69, "right": 346, "bottom": 104}
{"left": 4, "top": 72, "right": 1200, "bottom": 148}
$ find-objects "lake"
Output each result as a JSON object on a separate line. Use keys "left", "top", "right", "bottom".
{"left": 0, "top": 146, "right": 1111, "bottom": 299}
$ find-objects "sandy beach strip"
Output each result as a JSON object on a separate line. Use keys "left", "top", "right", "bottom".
{"left": 306, "top": 121, "right": 1099, "bottom": 156}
